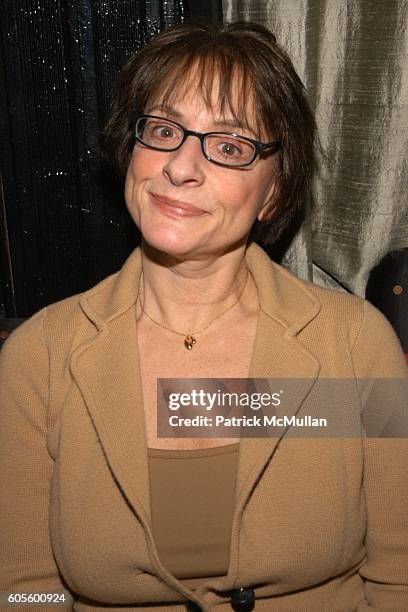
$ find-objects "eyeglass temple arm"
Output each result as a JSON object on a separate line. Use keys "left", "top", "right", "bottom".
{"left": 258, "top": 140, "right": 281, "bottom": 152}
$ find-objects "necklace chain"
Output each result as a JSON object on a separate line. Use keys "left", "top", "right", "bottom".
{"left": 137, "top": 271, "right": 250, "bottom": 350}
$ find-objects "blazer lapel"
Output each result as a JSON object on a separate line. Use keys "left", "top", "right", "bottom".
{"left": 235, "top": 312, "right": 321, "bottom": 501}
{"left": 70, "top": 308, "right": 152, "bottom": 526}
{"left": 237, "top": 244, "right": 323, "bottom": 478}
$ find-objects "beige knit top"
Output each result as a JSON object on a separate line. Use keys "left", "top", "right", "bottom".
{"left": 148, "top": 442, "right": 240, "bottom": 586}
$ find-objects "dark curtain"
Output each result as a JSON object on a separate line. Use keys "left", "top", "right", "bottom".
{"left": 0, "top": 0, "right": 222, "bottom": 319}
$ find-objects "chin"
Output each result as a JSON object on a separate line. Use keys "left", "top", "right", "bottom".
{"left": 140, "top": 225, "right": 202, "bottom": 259}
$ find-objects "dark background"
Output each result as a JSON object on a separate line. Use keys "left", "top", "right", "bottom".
{"left": 0, "top": 0, "right": 222, "bottom": 319}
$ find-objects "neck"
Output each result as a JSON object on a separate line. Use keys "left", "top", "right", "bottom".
{"left": 137, "top": 240, "right": 257, "bottom": 333}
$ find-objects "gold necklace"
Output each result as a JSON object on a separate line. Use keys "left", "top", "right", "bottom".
{"left": 138, "top": 271, "right": 250, "bottom": 350}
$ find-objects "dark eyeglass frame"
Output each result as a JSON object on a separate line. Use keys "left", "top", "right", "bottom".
{"left": 134, "top": 114, "right": 282, "bottom": 168}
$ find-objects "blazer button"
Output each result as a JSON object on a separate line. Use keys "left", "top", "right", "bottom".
{"left": 230, "top": 587, "right": 255, "bottom": 611}
{"left": 186, "top": 601, "right": 202, "bottom": 611}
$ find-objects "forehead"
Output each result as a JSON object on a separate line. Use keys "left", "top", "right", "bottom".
{"left": 145, "top": 61, "right": 264, "bottom": 136}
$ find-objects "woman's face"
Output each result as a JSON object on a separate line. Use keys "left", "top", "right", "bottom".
{"left": 124, "top": 80, "right": 276, "bottom": 260}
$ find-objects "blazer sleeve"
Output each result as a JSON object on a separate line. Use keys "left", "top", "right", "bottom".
{"left": 352, "top": 300, "right": 408, "bottom": 611}
{"left": 0, "top": 309, "right": 73, "bottom": 611}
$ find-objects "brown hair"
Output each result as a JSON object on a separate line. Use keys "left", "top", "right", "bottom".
{"left": 103, "top": 21, "right": 317, "bottom": 244}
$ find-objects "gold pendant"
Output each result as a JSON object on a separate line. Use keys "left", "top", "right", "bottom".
{"left": 184, "top": 335, "right": 197, "bottom": 350}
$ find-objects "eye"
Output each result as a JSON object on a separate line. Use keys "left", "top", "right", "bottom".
{"left": 205, "top": 134, "right": 254, "bottom": 165}
{"left": 152, "top": 124, "right": 177, "bottom": 139}
{"left": 218, "top": 141, "right": 243, "bottom": 157}
{"left": 143, "top": 119, "right": 181, "bottom": 145}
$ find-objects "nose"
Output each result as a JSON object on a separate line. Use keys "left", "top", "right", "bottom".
{"left": 162, "top": 134, "right": 205, "bottom": 186}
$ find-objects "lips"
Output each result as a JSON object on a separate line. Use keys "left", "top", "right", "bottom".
{"left": 150, "top": 193, "right": 207, "bottom": 217}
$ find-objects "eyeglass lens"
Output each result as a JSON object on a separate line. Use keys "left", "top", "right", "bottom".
{"left": 136, "top": 117, "right": 256, "bottom": 166}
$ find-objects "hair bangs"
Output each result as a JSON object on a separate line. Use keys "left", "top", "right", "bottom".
{"left": 145, "top": 48, "right": 262, "bottom": 139}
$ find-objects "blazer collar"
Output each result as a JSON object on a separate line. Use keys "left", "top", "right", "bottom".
{"left": 78, "top": 242, "right": 321, "bottom": 335}
{"left": 78, "top": 247, "right": 143, "bottom": 330}
{"left": 246, "top": 243, "right": 320, "bottom": 334}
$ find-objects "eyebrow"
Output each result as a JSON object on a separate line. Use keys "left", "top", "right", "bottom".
{"left": 146, "top": 104, "right": 259, "bottom": 139}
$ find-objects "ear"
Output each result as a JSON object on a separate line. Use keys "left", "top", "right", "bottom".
{"left": 257, "top": 204, "right": 276, "bottom": 222}
{"left": 257, "top": 182, "right": 276, "bottom": 222}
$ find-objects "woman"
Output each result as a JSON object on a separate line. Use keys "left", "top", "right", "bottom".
{"left": 1, "top": 21, "right": 408, "bottom": 612}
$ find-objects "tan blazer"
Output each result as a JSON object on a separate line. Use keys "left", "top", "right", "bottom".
{"left": 1, "top": 243, "right": 408, "bottom": 612}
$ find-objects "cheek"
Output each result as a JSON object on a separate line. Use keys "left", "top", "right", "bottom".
{"left": 125, "top": 148, "right": 145, "bottom": 188}
{"left": 124, "top": 150, "right": 137, "bottom": 198}
{"left": 126, "top": 146, "right": 161, "bottom": 181}
{"left": 124, "top": 149, "right": 154, "bottom": 209}
{"left": 124, "top": 155, "right": 144, "bottom": 228}
{"left": 217, "top": 172, "right": 270, "bottom": 221}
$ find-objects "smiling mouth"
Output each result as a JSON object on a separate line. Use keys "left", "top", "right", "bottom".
{"left": 150, "top": 193, "right": 207, "bottom": 217}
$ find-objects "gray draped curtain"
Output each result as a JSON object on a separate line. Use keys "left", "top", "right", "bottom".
{"left": 223, "top": 0, "right": 408, "bottom": 296}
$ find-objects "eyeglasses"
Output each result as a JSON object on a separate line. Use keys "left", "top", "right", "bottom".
{"left": 134, "top": 115, "right": 281, "bottom": 168}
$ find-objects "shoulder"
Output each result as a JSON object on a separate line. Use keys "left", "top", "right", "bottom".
{"left": 293, "top": 268, "right": 398, "bottom": 337}
{"left": 279, "top": 263, "right": 407, "bottom": 377}
{"left": 294, "top": 271, "right": 370, "bottom": 334}
{"left": 3, "top": 247, "right": 143, "bottom": 353}
{"left": 250, "top": 244, "right": 406, "bottom": 376}
{"left": 266, "top": 248, "right": 391, "bottom": 330}
{"left": 248, "top": 243, "right": 367, "bottom": 335}
{"left": 1, "top": 270, "right": 121, "bottom": 363}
